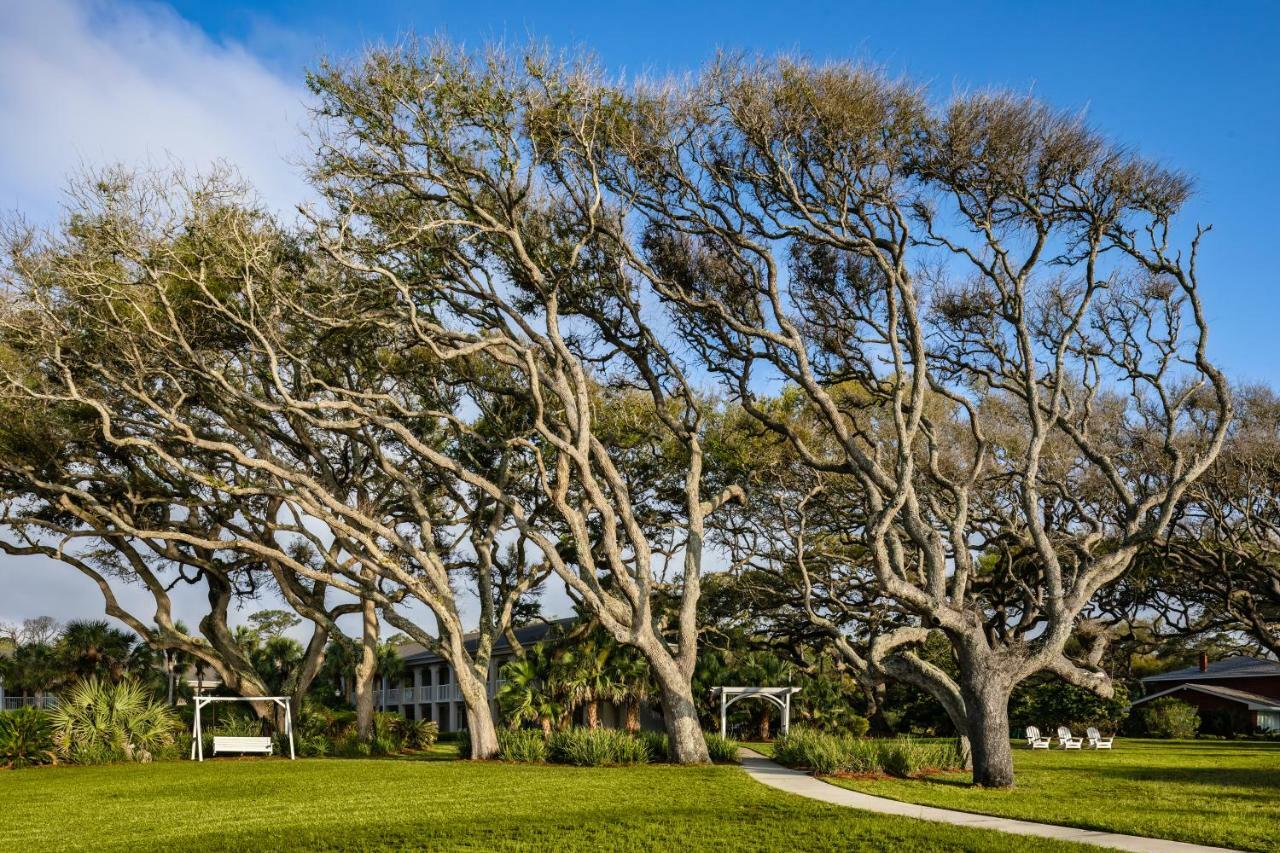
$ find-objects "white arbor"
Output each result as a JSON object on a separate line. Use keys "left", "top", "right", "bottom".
{"left": 712, "top": 686, "right": 801, "bottom": 739}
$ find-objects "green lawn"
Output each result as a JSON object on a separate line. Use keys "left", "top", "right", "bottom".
{"left": 0, "top": 757, "right": 1089, "bottom": 852}
{"left": 793, "top": 739, "right": 1279, "bottom": 852}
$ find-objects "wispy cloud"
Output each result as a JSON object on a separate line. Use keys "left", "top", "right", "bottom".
{"left": 0, "top": 0, "right": 311, "bottom": 221}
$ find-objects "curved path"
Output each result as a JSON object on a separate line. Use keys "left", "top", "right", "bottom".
{"left": 739, "top": 749, "right": 1242, "bottom": 853}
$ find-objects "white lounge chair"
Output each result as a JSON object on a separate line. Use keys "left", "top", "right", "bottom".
{"left": 1057, "top": 726, "right": 1083, "bottom": 749}
{"left": 1025, "top": 726, "right": 1051, "bottom": 749}
{"left": 1086, "top": 727, "right": 1114, "bottom": 749}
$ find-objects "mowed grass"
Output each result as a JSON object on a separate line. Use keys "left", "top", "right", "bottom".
{"left": 0, "top": 757, "right": 1091, "bottom": 852}
{"left": 807, "top": 739, "right": 1280, "bottom": 852}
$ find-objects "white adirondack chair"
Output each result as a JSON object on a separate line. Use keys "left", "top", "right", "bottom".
{"left": 1086, "top": 727, "right": 1114, "bottom": 749}
{"left": 1025, "top": 726, "right": 1051, "bottom": 749}
{"left": 1056, "top": 726, "right": 1083, "bottom": 749}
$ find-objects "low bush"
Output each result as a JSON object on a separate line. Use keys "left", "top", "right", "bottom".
{"left": 403, "top": 719, "right": 440, "bottom": 750}
{"left": 1141, "top": 698, "right": 1200, "bottom": 739}
{"left": 0, "top": 708, "right": 58, "bottom": 768}
{"left": 499, "top": 729, "right": 549, "bottom": 763}
{"left": 704, "top": 733, "right": 741, "bottom": 764}
{"left": 637, "top": 730, "right": 669, "bottom": 762}
{"left": 772, "top": 728, "right": 964, "bottom": 778}
{"left": 548, "top": 728, "right": 649, "bottom": 766}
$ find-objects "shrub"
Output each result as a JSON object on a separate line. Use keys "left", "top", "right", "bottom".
{"left": 454, "top": 729, "right": 471, "bottom": 759}
{"left": 49, "top": 678, "right": 179, "bottom": 764}
{"left": 1141, "top": 698, "right": 1200, "bottom": 739}
{"left": 498, "top": 729, "right": 549, "bottom": 763}
{"left": 548, "top": 728, "right": 649, "bottom": 766}
{"left": 403, "top": 719, "right": 439, "bottom": 750}
{"left": 845, "top": 716, "right": 871, "bottom": 738}
{"left": 772, "top": 728, "right": 849, "bottom": 775}
{"left": 772, "top": 728, "right": 964, "bottom": 777}
{"left": 0, "top": 708, "right": 57, "bottom": 769}
{"left": 704, "top": 733, "right": 741, "bottom": 764}
{"left": 637, "top": 730, "right": 669, "bottom": 763}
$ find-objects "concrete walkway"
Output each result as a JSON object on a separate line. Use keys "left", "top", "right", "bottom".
{"left": 739, "top": 749, "right": 1242, "bottom": 853}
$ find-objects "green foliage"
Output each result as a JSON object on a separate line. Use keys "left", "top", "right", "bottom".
{"left": 48, "top": 678, "right": 179, "bottom": 764}
{"left": 547, "top": 728, "right": 650, "bottom": 766}
{"left": 0, "top": 708, "right": 57, "bottom": 768}
{"left": 403, "top": 719, "right": 440, "bottom": 750}
{"left": 704, "top": 733, "right": 741, "bottom": 764}
{"left": 498, "top": 729, "right": 549, "bottom": 763}
{"left": 1140, "top": 698, "right": 1200, "bottom": 739}
{"left": 1011, "top": 678, "right": 1129, "bottom": 734}
{"left": 772, "top": 728, "right": 964, "bottom": 777}
{"left": 636, "top": 730, "right": 669, "bottom": 762}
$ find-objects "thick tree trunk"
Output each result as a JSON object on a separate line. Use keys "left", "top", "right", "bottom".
{"left": 456, "top": 665, "right": 499, "bottom": 759}
{"left": 649, "top": 655, "right": 710, "bottom": 764}
{"left": 586, "top": 700, "right": 601, "bottom": 729}
{"left": 354, "top": 596, "right": 379, "bottom": 741}
{"left": 960, "top": 671, "right": 1015, "bottom": 788}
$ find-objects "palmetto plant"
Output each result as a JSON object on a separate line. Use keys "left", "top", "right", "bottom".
{"left": 0, "top": 708, "right": 58, "bottom": 768}
{"left": 48, "top": 677, "right": 179, "bottom": 763}
{"left": 498, "top": 644, "right": 565, "bottom": 736}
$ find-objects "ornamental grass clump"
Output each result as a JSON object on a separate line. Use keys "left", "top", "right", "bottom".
{"left": 548, "top": 728, "right": 649, "bottom": 766}
{"left": 637, "top": 730, "right": 669, "bottom": 762}
{"left": 499, "top": 729, "right": 550, "bottom": 763}
{"left": 704, "top": 733, "right": 741, "bottom": 764}
{"left": 773, "top": 728, "right": 964, "bottom": 778}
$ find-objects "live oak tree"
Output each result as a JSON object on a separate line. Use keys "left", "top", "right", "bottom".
{"left": 303, "top": 45, "right": 748, "bottom": 763}
{"left": 0, "top": 169, "right": 547, "bottom": 756}
{"left": 569, "top": 57, "right": 1232, "bottom": 786}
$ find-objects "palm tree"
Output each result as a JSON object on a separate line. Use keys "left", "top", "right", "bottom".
{"left": 738, "top": 652, "right": 794, "bottom": 740}
{"left": 497, "top": 645, "right": 565, "bottom": 736}
{"left": 612, "top": 648, "right": 654, "bottom": 733}
{"left": 563, "top": 638, "right": 622, "bottom": 729}
{"left": 57, "top": 620, "right": 137, "bottom": 684}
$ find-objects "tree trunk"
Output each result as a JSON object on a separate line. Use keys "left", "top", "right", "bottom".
{"left": 354, "top": 596, "right": 379, "bottom": 741}
{"left": 455, "top": 665, "right": 499, "bottom": 759}
{"left": 759, "top": 710, "right": 771, "bottom": 741}
{"left": 586, "top": 700, "right": 601, "bottom": 729}
{"left": 289, "top": 621, "right": 329, "bottom": 716}
{"left": 625, "top": 699, "right": 640, "bottom": 734}
{"left": 540, "top": 716, "right": 553, "bottom": 738}
{"left": 960, "top": 671, "right": 1014, "bottom": 788}
{"left": 649, "top": 655, "right": 710, "bottom": 764}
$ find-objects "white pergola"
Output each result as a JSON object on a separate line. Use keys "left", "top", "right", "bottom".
{"left": 189, "top": 696, "right": 295, "bottom": 762}
{"left": 712, "top": 686, "right": 802, "bottom": 739}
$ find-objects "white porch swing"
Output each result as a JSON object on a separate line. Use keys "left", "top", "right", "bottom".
{"left": 189, "top": 695, "right": 296, "bottom": 762}
{"left": 712, "top": 686, "right": 802, "bottom": 739}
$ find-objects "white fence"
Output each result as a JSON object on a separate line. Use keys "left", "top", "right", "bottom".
{"left": 1, "top": 696, "right": 58, "bottom": 711}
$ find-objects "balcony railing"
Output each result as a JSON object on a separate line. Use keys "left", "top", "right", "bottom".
{"left": 1, "top": 696, "right": 58, "bottom": 711}
{"left": 377, "top": 679, "right": 507, "bottom": 706}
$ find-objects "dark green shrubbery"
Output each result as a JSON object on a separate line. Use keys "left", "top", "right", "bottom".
{"left": 0, "top": 708, "right": 58, "bottom": 768}
{"left": 772, "top": 727, "right": 964, "bottom": 778}
{"left": 637, "top": 730, "right": 669, "bottom": 762}
{"left": 1140, "top": 698, "right": 1200, "bottom": 739}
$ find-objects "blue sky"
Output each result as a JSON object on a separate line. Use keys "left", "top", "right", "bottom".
{"left": 1, "top": 0, "right": 1277, "bottom": 630}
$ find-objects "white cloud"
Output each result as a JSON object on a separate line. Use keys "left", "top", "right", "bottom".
{"left": 0, "top": 0, "right": 312, "bottom": 630}
{"left": 0, "top": 0, "right": 311, "bottom": 221}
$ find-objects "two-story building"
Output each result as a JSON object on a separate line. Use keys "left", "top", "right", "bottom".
{"left": 375, "top": 618, "right": 566, "bottom": 731}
